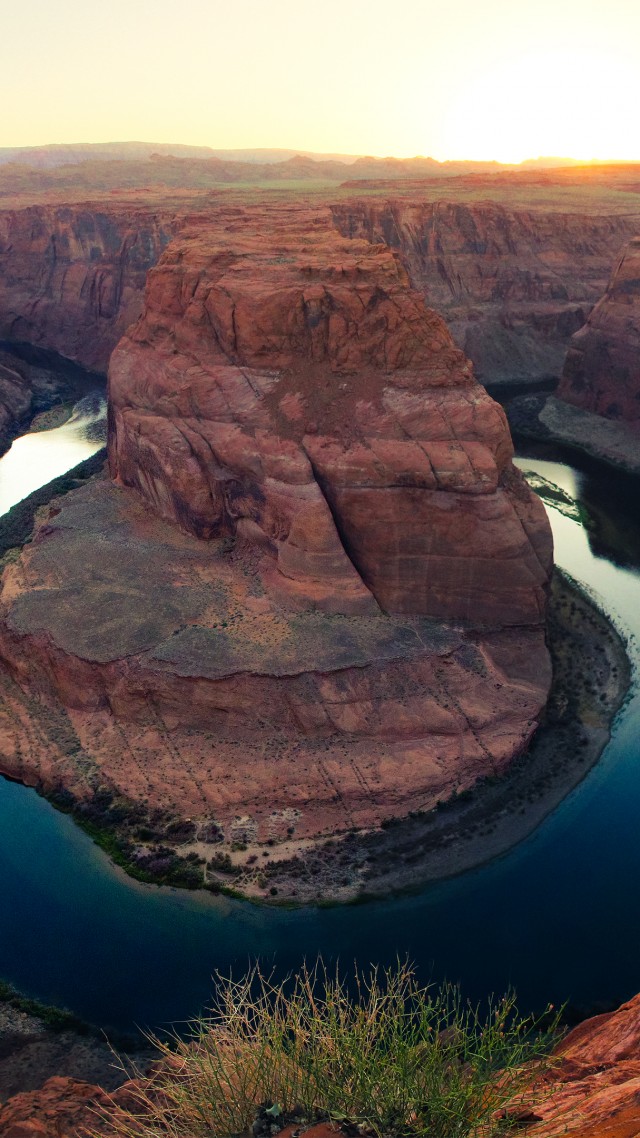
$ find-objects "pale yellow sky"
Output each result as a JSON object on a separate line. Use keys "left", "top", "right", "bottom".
{"left": 3, "top": 0, "right": 640, "bottom": 162}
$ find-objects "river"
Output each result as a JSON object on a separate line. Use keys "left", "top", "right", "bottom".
{"left": 1, "top": 416, "right": 639, "bottom": 1034}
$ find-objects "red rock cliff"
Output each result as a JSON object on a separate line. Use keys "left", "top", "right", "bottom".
{"left": 557, "top": 237, "right": 640, "bottom": 421}
{"left": 331, "top": 201, "right": 639, "bottom": 383}
{"left": 109, "top": 202, "right": 551, "bottom": 626}
{"left": 0, "top": 205, "right": 173, "bottom": 371}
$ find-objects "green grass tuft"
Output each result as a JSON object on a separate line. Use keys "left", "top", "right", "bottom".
{"left": 95, "top": 961, "right": 561, "bottom": 1138}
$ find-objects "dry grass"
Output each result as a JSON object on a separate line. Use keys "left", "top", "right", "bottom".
{"left": 96, "top": 962, "right": 560, "bottom": 1138}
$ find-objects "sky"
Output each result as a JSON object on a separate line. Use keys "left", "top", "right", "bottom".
{"left": 3, "top": 0, "right": 640, "bottom": 162}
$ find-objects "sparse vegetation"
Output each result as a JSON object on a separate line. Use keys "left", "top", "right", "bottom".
{"left": 99, "top": 962, "right": 560, "bottom": 1138}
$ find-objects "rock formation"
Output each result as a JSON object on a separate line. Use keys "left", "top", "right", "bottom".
{"left": 332, "top": 201, "right": 639, "bottom": 384}
{"left": 525, "top": 994, "right": 640, "bottom": 1137}
{"left": 0, "top": 203, "right": 553, "bottom": 889}
{"left": 558, "top": 237, "right": 640, "bottom": 421}
{"left": 0, "top": 205, "right": 173, "bottom": 372}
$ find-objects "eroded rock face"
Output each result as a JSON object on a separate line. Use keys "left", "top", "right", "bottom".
{"left": 109, "top": 204, "right": 551, "bottom": 626}
{"left": 526, "top": 993, "right": 640, "bottom": 1137}
{"left": 0, "top": 203, "right": 552, "bottom": 875}
{"left": 331, "top": 201, "right": 639, "bottom": 383}
{"left": 0, "top": 196, "right": 635, "bottom": 389}
{"left": 558, "top": 237, "right": 640, "bottom": 421}
{"left": 0, "top": 206, "right": 173, "bottom": 371}
{"left": 0, "top": 1074, "right": 137, "bottom": 1137}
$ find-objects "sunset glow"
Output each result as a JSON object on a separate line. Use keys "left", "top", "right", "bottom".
{"left": 3, "top": 0, "right": 640, "bottom": 161}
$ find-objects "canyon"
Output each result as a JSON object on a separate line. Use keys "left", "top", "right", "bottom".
{"left": 0, "top": 200, "right": 553, "bottom": 898}
{"left": 0, "top": 204, "right": 173, "bottom": 373}
{"left": 1, "top": 168, "right": 639, "bottom": 1128}
{"left": 331, "top": 199, "right": 640, "bottom": 384}
{"left": 1, "top": 191, "right": 637, "bottom": 409}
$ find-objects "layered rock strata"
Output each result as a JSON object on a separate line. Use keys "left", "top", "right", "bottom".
{"left": 526, "top": 994, "right": 640, "bottom": 1137}
{"left": 0, "top": 204, "right": 552, "bottom": 879}
{"left": 0, "top": 197, "right": 637, "bottom": 390}
{"left": 332, "top": 201, "right": 640, "bottom": 384}
{"left": 558, "top": 237, "right": 640, "bottom": 421}
{"left": 0, "top": 205, "right": 173, "bottom": 371}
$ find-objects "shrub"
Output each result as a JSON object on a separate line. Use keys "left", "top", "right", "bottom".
{"left": 97, "top": 962, "right": 560, "bottom": 1138}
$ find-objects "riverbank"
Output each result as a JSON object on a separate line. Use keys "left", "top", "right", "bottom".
{"left": 238, "top": 570, "right": 631, "bottom": 902}
{"left": 506, "top": 393, "right": 640, "bottom": 477}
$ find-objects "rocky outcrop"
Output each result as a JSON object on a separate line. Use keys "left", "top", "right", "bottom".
{"left": 0, "top": 1074, "right": 137, "bottom": 1136}
{"left": 0, "top": 197, "right": 637, "bottom": 391}
{"left": 0, "top": 203, "right": 552, "bottom": 893}
{"left": 0, "top": 206, "right": 173, "bottom": 372}
{"left": 109, "top": 203, "right": 551, "bottom": 625}
{"left": 331, "top": 201, "right": 640, "bottom": 383}
{"left": 557, "top": 237, "right": 640, "bottom": 421}
{"left": 526, "top": 993, "right": 640, "bottom": 1137}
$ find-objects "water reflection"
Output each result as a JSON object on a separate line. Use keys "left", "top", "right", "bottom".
{"left": 0, "top": 393, "right": 106, "bottom": 514}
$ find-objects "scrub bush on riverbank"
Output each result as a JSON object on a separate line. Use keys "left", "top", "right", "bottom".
{"left": 100, "top": 963, "right": 560, "bottom": 1138}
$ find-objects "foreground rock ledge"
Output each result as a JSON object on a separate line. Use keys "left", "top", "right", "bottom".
{"left": 0, "top": 204, "right": 552, "bottom": 889}
{"left": 3, "top": 993, "right": 640, "bottom": 1136}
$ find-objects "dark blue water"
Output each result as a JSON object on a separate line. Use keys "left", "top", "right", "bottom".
{"left": 1, "top": 449, "right": 639, "bottom": 1033}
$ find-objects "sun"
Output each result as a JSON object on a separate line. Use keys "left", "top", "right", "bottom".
{"left": 441, "top": 46, "right": 637, "bottom": 163}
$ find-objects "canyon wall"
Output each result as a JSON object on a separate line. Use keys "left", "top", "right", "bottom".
{"left": 0, "top": 197, "right": 636, "bottom": 396}
{"left": 557, "top": 237, "right": 640, "bottom": 421}
{"left": 332, "top": 201, "right": 639, "bottom": 383}
{"left": 0, "top": 205, "right": 174, "bottom": 372}
{"left": 0, "top": 352, "right": 32, "bottom": 452}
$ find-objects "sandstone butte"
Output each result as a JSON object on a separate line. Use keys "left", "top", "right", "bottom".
{"left": 0, "top": 202, "right": 554, "bottom": 879}
{"left": 557, "top": 236, "right": 640, "bottom": 422}
{"left": 3, "top": 993, "right": 640, "bottom": 1137}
